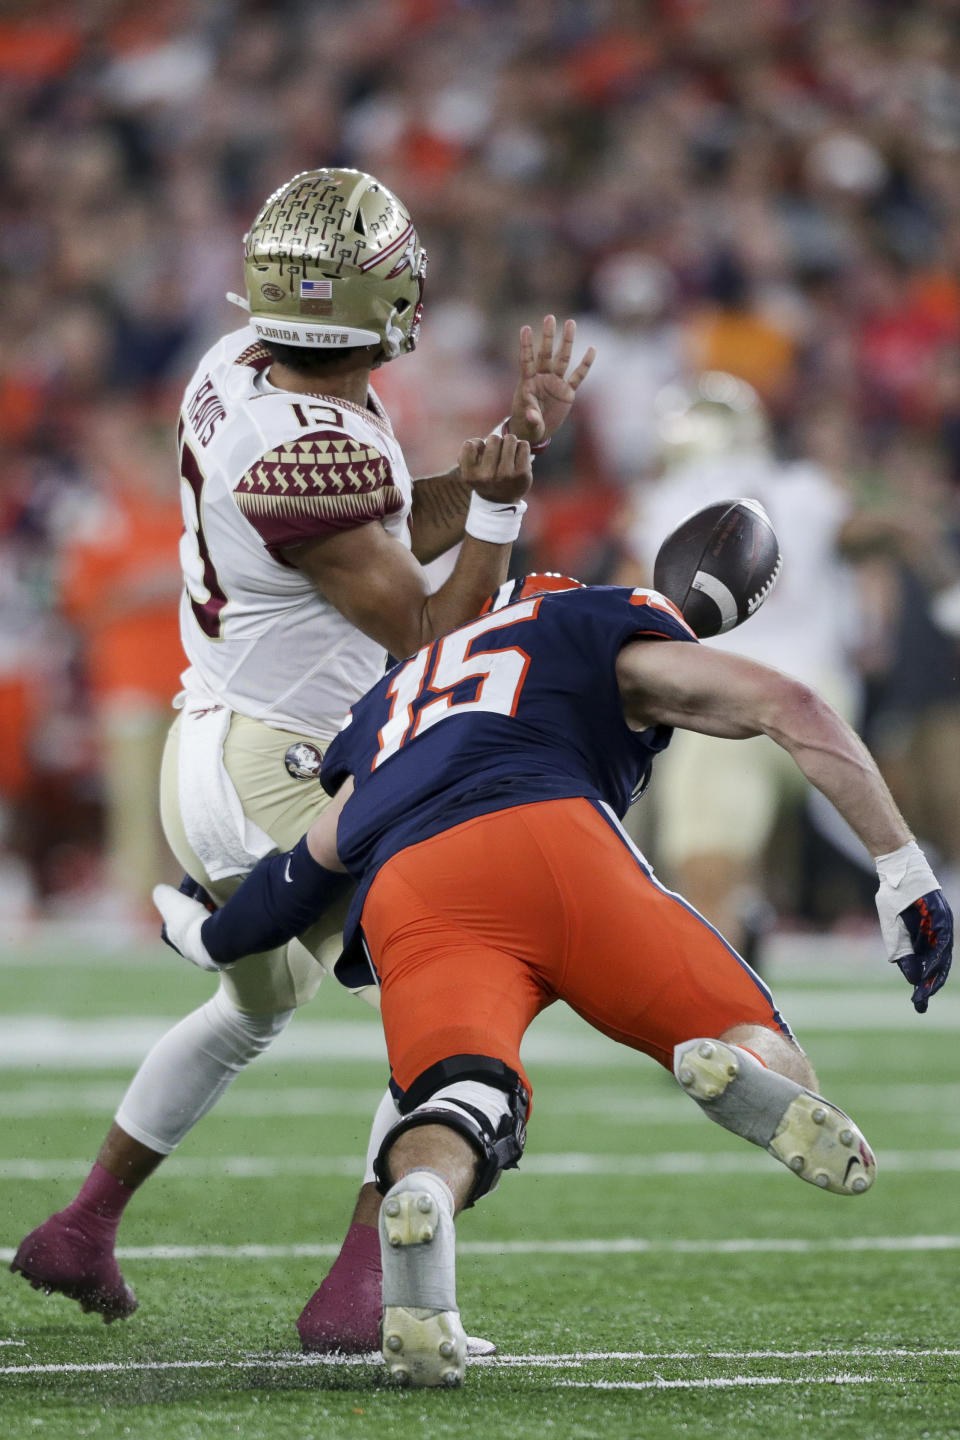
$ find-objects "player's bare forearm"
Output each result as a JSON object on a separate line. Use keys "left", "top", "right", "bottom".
{"left": 761, "top": 687, "right": 911, "bottom": 858}
{"left": 618, "top": 640, "right": 911, "bottom": 858}
{"left": 409, "top": 469, "right": 471, "bottom": 563}
{"left": 306, "top": 778, "right": 352, "bottom": 868}
{"left": 419, "top": 534, "right": 511, "bottom": 637}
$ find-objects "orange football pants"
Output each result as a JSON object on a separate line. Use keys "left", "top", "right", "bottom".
{"left": 360, "top": 797, "right": 790, "bottom": 1106}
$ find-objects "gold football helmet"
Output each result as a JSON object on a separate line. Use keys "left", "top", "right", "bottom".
{"left": 655, "top": 372, "right": 769, "bottom": 465}
{"left": 227, "top": 168, "right": 427, "bottom": 365}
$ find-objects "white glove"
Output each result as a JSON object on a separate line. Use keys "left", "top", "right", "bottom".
{"left": 874, "top": 840, "right": 940, "bottom": 963}
{"left": 153, "top": 884, "right": 223, "bottom": 972}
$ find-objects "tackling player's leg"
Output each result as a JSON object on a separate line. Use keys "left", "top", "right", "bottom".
{"left": 674, "top": 1028, "right": 876, "bottom": 1196}
{"left": 372, "top": 1065, "right": 529, "bottom": 1385}
{"left": 553, "top": 803, "right": 878, "bottom": 1195}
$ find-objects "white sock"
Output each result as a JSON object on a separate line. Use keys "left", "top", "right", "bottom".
{"left": 363, "top": 1088, "right": 403, "bottom": 1185}
{"left": 114, "top": 988, "right": 293, "bottom": 1154}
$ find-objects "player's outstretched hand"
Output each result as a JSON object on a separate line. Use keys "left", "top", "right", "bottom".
{"left": 460, "top": 431, "right": 532, "bottom": 507}
{"left": 894, "top": 891, "right": 953, "bottom": 1014}
{"left": 509, "top": 315, "right": 596, "bottom": 448}
{"left": 875, "top": 841, "right": 953, "bottom": 1014}
{"left": 154, "top": 882, "right": 223, "bottom": 972}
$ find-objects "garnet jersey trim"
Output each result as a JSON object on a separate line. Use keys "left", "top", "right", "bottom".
{"left": 233, "top": 429, "right": 404, "bottom": 546}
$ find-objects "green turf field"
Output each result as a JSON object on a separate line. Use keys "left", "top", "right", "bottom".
{"left": 1, "top": 934, "right": 958, "bottom": 1439}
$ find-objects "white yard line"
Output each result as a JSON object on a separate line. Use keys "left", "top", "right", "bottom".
{"left": 2, "top": 989, "right": 960, "bottom": 1071}
{"left": 3, "top": 1235, "right": 960, "bottom": 1264}
{"left": 3, "top": 1148, "right": 960, "bottom": 1181}
{"left": 2, "top": 1079, "right": 960, "bottom": 1121}
{"left": 557, "top": 1375, "right": 885, "bottom": 1391}
{"left": 0, "top": 1352, "right": 951, "bottom": 1383}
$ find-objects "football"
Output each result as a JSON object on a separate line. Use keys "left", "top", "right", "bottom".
{"left": 652, "top": 498, "right": 782, "bottom": 639}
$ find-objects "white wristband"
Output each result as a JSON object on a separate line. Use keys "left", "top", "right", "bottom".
{"left": 874, "top": 840, "right": 940, "bottom": 963}
{"left": 464, "top": 491, "right": 527, "bottom": 544}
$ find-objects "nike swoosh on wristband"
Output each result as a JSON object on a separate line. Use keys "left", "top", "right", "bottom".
{"left": 494, "top": 505, "right": 519, "bottom": 514}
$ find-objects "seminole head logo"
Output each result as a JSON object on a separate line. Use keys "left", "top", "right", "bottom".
{"left": 284, "top": 742, "right": 323, "bottom": 780}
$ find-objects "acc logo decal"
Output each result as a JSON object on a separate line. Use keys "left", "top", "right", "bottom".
{"left": 260, "top": 283, "right": 286, "bottom": 303}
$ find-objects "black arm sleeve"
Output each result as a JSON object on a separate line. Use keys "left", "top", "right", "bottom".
{"left": 200, "top": 836, "right": 353, "bottom": 966}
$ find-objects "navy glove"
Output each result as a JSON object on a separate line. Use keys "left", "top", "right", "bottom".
{"left": 895, "top": 890, "right": 953, "bottom": 1014}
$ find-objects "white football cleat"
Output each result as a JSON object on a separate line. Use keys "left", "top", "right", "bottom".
{"left": 674, "top": 1038, "right": 877, "bottom": 1197}
{"left": 153, "top": 884, "right": 222, "bottom": 972}
{"left": 379, "top": 1179, "right": 466, "bottom": 1388}
{"left": 465, "top": 1333, "right": 497, "bottom": 1357}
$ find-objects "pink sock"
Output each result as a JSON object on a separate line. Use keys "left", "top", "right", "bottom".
{"left": 65, "top": 1162, "right": 135, "bottom": 1234}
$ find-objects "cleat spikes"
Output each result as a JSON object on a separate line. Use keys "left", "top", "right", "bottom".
{"left": 677, "top": 1039, "right": 877, "bottom": 1198}
{"left": 769, "top": 1090, "right": 877, "bottom": 1196}
{"left": 380, "top": 1183, "right": 467, "bottom": 1387}
{"left": 381, "top": 1304, "right": 467, "bottom": 1388}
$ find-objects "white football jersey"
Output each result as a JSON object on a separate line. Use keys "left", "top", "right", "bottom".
{"left": 176, "top": 326, "right": 412, "bottom": 740}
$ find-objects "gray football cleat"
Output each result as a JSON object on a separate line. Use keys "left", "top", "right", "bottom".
{"left": 380, "top": 1182, "right": 466, "bottom": 1388}
{"left": 674, "top": 1038, "right": 877, "bottom": 1196}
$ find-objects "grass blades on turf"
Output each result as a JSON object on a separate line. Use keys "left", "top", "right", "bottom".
{"left": 1, "top": 936, "right": 959, "bottom": 1440}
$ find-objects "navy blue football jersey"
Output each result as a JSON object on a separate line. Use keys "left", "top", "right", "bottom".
{"left": 323, "top": 586, "right": 696, "bottom": 907}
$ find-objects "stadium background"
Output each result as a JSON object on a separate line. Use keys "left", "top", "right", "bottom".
{"left": 2, "top": 4, "right": 960, "bottom": 1436}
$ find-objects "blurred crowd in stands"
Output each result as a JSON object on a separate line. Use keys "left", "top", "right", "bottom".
{"left": 2, "top": 0, "right": 960, "bottom": 941}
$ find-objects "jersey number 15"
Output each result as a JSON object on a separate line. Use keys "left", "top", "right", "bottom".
{"left": 373, "top": 599, "right": 540, "bottom": 769}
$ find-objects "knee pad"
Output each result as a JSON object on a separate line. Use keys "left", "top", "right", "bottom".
{"left": 204, "top": 987, "right": 294, "bottom": 1069}
{"left": 373, "top": 1055, "right": 529, "bottom": 1207}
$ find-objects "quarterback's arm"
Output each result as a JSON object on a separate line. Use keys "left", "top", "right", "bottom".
{"left": 409, "top": 467, "right": 472, "bottom": 563}
{"left": 285, "top": 433, "right": 531, "bottom": 659}
{"left": 616, "top": 639, "right": 952, "bottom": 1010}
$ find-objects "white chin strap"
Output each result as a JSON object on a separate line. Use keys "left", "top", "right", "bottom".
{"left": 225, "top": 292, "right": 379, "bottom": 349}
